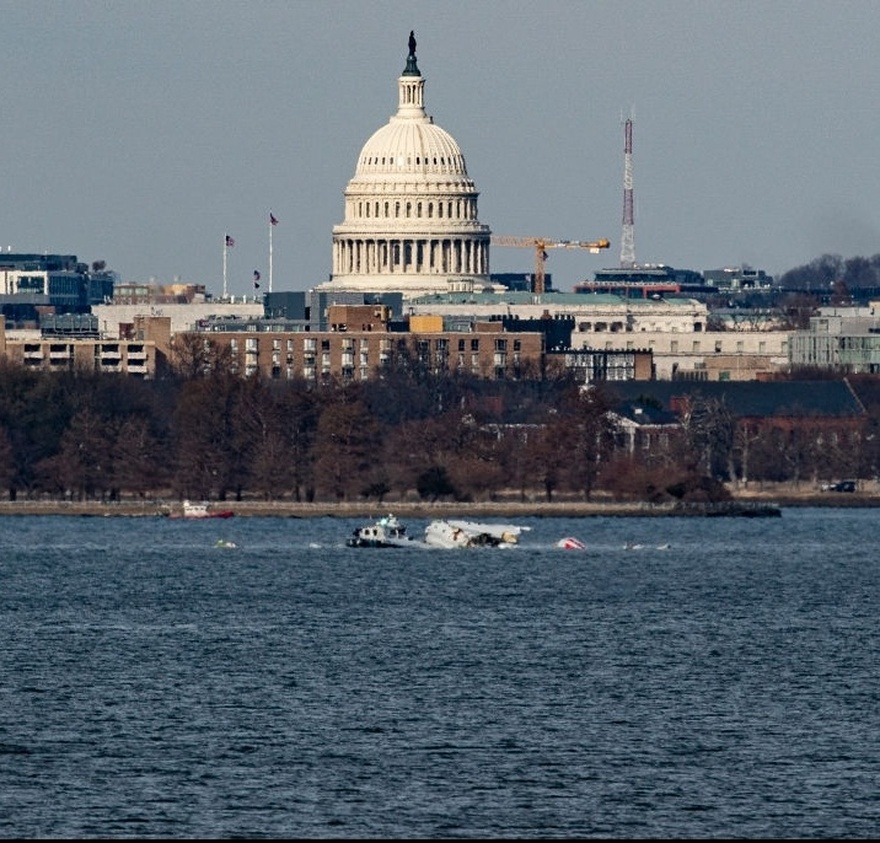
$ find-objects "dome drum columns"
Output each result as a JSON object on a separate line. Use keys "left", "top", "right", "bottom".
{"left": 334, "top": 237, "right": 489, "bottom": 276}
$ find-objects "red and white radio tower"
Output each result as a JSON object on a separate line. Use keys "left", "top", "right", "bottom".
{"left": 619, "top": 116, "right": 636, "bottom": 268}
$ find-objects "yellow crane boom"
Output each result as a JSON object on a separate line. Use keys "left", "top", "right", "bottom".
{"left": 490, "top": 236, "right": 610, "bottom": 294}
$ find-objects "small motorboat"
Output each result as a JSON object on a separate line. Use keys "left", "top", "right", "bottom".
{"left": 170, "top": 500, "right": 235, "bottom": 520}
{"left": 346, "top": 514, "right": 424, "bottom": 548}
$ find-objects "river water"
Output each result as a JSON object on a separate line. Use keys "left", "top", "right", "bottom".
{"left": 1, "top": 509, "right": 878, "bottom": 838}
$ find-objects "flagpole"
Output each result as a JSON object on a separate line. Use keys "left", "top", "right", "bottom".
{"left": 269, "top": 211, "right": 277, "bottom": 293}
{"left": 223, "top": 235, "right": 228, "bottom": 299}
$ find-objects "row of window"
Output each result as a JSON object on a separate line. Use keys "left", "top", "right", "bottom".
{"left": 353, "top": 197, "right": 476, "bottom": 221}
{"left": 360, "top": 154, "right": 464, "bottom": 170}
{"left": 243, "top": 352, "right": 526, "bottom": 385}
{"left": 22, "top": 342, "right": 146, "bottom": 356}
{"left": 665, "top": 339, "right": 770, "bottom": 354}
{"left": 226, "top": 336, "right": 519, "bottom": 354}
{"left": 577, "top": 321, "right": 705, "bottom": 333}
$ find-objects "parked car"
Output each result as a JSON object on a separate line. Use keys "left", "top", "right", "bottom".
{"left": 831, "top": 480, "right": 857, "bottom": 492}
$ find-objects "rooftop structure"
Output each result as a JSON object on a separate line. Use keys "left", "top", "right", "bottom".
{"left": 0, "top": 253, "right": 116, "bottom": 323}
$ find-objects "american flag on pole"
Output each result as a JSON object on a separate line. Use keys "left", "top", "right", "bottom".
{"left": 225, "top": 234, "right": 235, "bottom": 248}
{"left": 269, "top": 213, "right": 278, "bottom": 226}
{"left": 253, "top": 270, "right": 261, "bottom": 289}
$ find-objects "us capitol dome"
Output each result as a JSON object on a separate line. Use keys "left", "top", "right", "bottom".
{"left": 319, "top": 32, "right": 492, "bottom": 298}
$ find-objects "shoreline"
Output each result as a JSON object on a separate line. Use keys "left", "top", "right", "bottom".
{"left": 0, "top": 494, "right": 876, "bottom": 519}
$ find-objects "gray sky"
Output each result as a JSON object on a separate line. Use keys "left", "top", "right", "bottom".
{"left": 2, "top": 0, "right": 878, "bottom": 296}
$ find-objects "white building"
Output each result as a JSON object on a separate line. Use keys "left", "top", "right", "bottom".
{"left": 317, "top": 33, "right": 491, "bottom": 299}
{"left": 586, "top": 329, "right": 790, "bottom": 381}
{"left": 407, "top": 291, "right": 709, "bottom": 336}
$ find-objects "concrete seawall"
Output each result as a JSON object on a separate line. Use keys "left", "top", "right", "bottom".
{"left": 0, "top": 494, "right": 874, "bottom": 518}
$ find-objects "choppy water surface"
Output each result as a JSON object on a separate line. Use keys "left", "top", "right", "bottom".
{"left": 1, "top": 509, "right": 878, "bottom": 838}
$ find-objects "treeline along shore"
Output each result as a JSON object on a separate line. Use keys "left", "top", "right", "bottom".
{"left": 3, "top": 365, "right": 880, "bottom": 512}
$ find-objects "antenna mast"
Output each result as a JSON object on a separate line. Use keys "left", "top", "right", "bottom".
{"left": 620, "top": 116, "right": 636, "bottom": 269}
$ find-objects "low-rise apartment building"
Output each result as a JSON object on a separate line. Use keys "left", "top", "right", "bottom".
{"left": 175, "top": 314, "right": 546, "bottom": 382}
{"left": 1, "top": 331, "right": 158, "bottom": 377}
{"left": 0, "top": 315, "right": 171, "bottom": 378}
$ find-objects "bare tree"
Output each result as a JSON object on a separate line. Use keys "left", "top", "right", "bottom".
{"left": 171, "top": 376, "right": 241, "bottom": 499}
{"left": 558, "top": 385, "right": 617, "bottom": 501}
{"left": 47, "top": 408, "right": 113, "bottom": 500}
{"left": 170, "top": 335, "right": 237, "bottom": 380}
{"left": 312, "top": 398, "right": 382, "bottom": 500}
{"left": 110, "top": 416, "right": 167, "bottom": 498}
{"left": 0, "top": 425, "right": 15, "bottom": 498}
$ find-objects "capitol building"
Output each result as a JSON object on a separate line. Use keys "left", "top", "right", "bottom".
{"left": 317, "top": 33, "right": 492, "bottom": 299}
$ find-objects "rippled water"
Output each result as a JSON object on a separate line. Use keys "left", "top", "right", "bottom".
{"left": 1, "top": 509, "right": 878, "bottom": 838}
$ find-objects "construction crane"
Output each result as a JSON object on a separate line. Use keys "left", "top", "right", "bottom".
{"left": 490, "top": 236, "right": 611, "bottom": 294}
